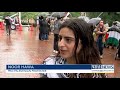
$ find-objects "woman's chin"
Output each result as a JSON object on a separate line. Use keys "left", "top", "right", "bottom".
{"left": 60, "top": 54, "right": 68, "bottom": 59}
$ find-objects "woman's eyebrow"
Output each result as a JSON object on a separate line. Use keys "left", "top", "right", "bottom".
{"left": 64, "top": 37, "right": 74, "bottom": 39}
{"left": 59, "top": 35, "right": 75, "bottom": 39}
{"left": 59, "top": 35, "right": 74, "bottom": 39}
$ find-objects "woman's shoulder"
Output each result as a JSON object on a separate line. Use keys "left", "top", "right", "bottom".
{"left": 43, "top": 55, "right": 56, "bottom": 65}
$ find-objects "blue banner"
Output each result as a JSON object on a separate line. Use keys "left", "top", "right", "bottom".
{"left": 6, "top": 64, "right": 91, "bottom": 69}
{"left": 6, "top": 64, "right": 114, "bottom": 70}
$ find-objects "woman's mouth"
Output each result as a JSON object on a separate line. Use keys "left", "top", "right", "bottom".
{"left": 60, "top": 50, "right": 66, "bottom": 54}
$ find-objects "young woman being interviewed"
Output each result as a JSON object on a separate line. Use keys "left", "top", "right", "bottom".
{"left": 40, "top": 19, "right": 107, "bottom": 78}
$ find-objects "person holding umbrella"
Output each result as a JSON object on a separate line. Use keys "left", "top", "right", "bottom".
{"left": 88, "top": 17, "right": 101, "bottom": 35}
{"left": 94, "top": 20, "right": 107, "bottom": 59}
{"left": 88, "top": 17, "right": 101, "bottom": 27}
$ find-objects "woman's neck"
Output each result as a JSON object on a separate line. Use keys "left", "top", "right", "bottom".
{"left": 99, "top": 25, "right": 103, "bottom": 28}
{"left": 66, "top": 57, "right": 76, "bottom": 64}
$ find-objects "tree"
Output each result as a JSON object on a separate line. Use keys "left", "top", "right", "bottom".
{"left": 86, "top": 12, "right": 120, "bottom": 26}
{"left": 70, "top": 12, "right": 80, "bottom": 17}
{"left": 0, "top": 12, "right": 17, "bottom": 18}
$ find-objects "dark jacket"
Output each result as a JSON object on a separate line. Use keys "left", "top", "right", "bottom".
{"left": 5, "top": 18, "right": 11, "bottom": 26}
{"left": 39, "top": 19, "right": 48, "bottom": 34}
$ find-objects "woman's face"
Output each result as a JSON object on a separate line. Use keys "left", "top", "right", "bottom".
{"left": 58, "top": 27, "right": 81, "bottom": 59}
{"left": 99, "top": 20, "right": 104, "bottom": 26}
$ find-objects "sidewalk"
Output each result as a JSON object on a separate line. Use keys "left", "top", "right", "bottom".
{"left": 0, "top": 29, "right": 54, "bottom": 78}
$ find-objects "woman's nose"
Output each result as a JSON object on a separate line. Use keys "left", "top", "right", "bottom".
{"left": 58, "top": 39, "right": 65, "bottom": 47}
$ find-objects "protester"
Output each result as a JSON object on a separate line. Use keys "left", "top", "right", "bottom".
{"left": 39, "top": 16, "right": 49, "bottom": 40}
{"left": 94, "top": 20, "right": 107, "bottom": 59}
{"left": 40, "top": 19, "right": 107, "bottom": 78}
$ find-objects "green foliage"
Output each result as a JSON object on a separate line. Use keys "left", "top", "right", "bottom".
{"left": 0, "top": 12, "right": 17, "bottom": 19}
{"left": 0, "top": 12, "right": 49, "bottom": 20}
{"left": 70, "top": 12, "right": 80, "bottom": 17}
{"left": 21, "top": 12, "right": 40, "bottom": 19}
{"left": 86, "top": 12, "right": 101, "bottom": 18}
{"left": 21, "top": 12, "right": 50, "bottom": 20}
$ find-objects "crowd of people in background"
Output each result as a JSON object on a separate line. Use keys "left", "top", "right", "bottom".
{"left": 37, "top": 15, "right": 65, "bottom": 54}
{"left": 3, "top": 14, "right": 120, "bottom": 60}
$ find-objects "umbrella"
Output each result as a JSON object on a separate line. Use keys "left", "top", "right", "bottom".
{"left": 46, "top": 16, "right": 55, "bottom": 20}
{"left": 115, "top": 21, "right": 120, "bottom": 29}
{"left": 88, "top": 17, "right": 101, "bottom": 26}
{"left": 78, "top": 16, "right": 90, "bottom": 23}
{"left": 51, "top": 12, "right": 66, "bottom": 18}
{"left": 109, "top": 27, "right": 120, "bottom": 33}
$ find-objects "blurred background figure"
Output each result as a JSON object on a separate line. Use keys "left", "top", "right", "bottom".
{"left": 94, "top": 20, "right": 107, "bottom": 59}
{"left": 106, "top": 21, "right": 120, "bottom": 49}
{"left": 50, "top": 18, "right": 55, "bottom": 34}
{"left": 4, "top": 15, "right": 12, "bottom": 35}
{"left": 36, "top": 16, "right": 40, "bottom": 31}
{"left": 53, "top": 16, "right": 62, "bottom": 53}
{"left": 39, "top": 16, "right": 49, "bottom": 41}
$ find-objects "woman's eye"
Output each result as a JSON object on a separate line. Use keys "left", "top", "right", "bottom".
{"left": 58, "top": 37, "right": 62, "bottom": 41}
{"left": 66, "top": 39, "right": 71, "bottom": 43}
